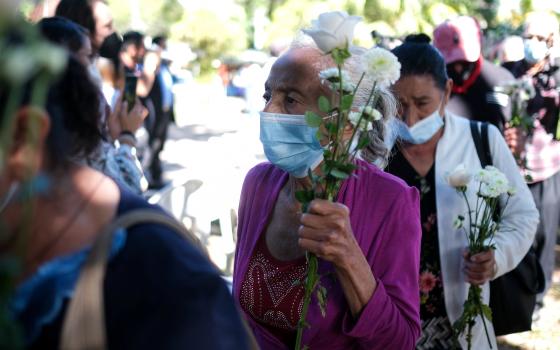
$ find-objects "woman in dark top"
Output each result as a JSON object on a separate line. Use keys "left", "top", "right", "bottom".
{"left": 1, "top": 23, "right": 248, "bottom": 349}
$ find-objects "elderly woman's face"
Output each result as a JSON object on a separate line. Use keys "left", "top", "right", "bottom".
{"left": 392, "top": 74, "right": 448, "bottom": 127}
{"left": 263, "top": 48, "right": 330, "bottom": 115}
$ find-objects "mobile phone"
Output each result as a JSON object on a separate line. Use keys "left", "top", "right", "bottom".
{"left": 124, "top": 74, "right": 138, "bottom": 112}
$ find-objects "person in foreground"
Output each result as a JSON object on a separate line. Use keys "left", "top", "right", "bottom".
{"left": 233, "top": 35, "right": 422, "bottom": 349}
{"left": 385, "top": 34, "right": 539, "bottom": 349}
{"left": 1, "top": 26, "right": 248, "bottom": 349}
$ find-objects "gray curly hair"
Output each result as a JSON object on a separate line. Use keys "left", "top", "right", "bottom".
{"left": 290, "top": 33, "right": 398, "bottom": 168}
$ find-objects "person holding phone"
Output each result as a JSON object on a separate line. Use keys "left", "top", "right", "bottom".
{"left": 38, "top": 17, "right": 149, "bottom": 194}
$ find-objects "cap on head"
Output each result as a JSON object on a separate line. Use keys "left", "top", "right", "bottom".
{"left": 433, "top": 16, "right": 482, "bottom": 64}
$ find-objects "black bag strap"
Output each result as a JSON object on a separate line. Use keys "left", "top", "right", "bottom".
{"left": 469, "top": 120, "right": 492, "bottom": 167}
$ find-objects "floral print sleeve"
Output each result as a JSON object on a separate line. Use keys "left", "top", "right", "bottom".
{"left": 385, "top": 148, "right": 455, "bottom": 349}
{"left": 85, "top": 141, "right": 147, "bottom": 195}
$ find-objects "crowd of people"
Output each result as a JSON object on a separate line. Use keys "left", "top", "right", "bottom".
{"left": 1, "top": 2, "right": 559, "bottom": 349}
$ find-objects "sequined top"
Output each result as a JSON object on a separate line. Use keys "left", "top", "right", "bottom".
{"left": 239, "top": 235, "right": 307, "bottom": 345}
{"left": 234, "top": 160, "right": 422, "bottom": 349}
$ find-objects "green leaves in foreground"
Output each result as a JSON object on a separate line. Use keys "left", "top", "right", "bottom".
{"left": 305, "top": 111, "right": 322, "bottom": 128}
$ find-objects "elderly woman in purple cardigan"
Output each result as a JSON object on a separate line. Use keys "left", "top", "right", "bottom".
{"left": 232, "top": 36, "right": 422, "bottom": 349}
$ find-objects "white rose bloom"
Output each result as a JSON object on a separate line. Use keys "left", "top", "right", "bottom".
{"left": 507, "top": 186, "right": 517, "bottom": 196}
{"left": 447, "top": 163, "right": 472, "bottom": 188}
{"left": 348, "top": 111, "right": 372, "bottom": 131}
{"left": 303, "top": 11, "right": 362, "bottom": 53}
{"left": 361, "top": 47, "right": 401, "bottom": 87}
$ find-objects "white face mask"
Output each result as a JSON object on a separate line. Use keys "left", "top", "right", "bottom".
{"left": 396, "top": 104, "right": 444, "bottom": 144}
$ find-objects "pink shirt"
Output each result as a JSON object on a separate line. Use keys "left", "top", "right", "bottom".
{"left": 233, "top": 160, "right": 422, "bottom": 349}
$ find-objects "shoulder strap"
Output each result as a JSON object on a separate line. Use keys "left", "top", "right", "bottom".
{"left": 469, "top": 120, "right": 493, "bottom": 167}
{"left": 60, "top": 209, "right": 203, "bottom": 350}
{"left": 481, "top": 123, "right": 493, "bottom": 166}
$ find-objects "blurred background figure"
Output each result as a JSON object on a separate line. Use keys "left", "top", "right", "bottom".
{"left": 55, "top": 0, "right": 115, "bottom": 86}
{"left": 145, "top": 35, "right": 175, "bottom": 188}
{"left": 498, "top": 35, "right": 526, "bottom": 72}
{"left": 433, "top": 16, "right": 515, "bottom": 131}
{"left": 502, "top": 11, "right": 560, "bottom": 320}
{"left": 38, "top": 16, "right": 148, "bottom": 195}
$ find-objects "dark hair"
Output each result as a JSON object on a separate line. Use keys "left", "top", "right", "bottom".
{"left": 391, "top": 33, "right": 449, "bottom": 90}
{"left": 122, "top": 31, "right": 144, "bottom": 50}
{"left": 0, "top": 55, "right": 102, "bottom": 169}
{"left": 55, "top": 0, "right": 106, "bottom": 47}
{"left": 152, "top": 35, "right": 166, "bottom": 46}
{"left": 38, "top": 16, "right": 88, "bottom": 54}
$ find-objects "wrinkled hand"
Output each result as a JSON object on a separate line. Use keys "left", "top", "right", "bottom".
{"left": 463, "top": 250, "right": 496, "bottom": 285}
{"left": 504, "top": 124, "right": 526, "bottom": 158}
{"left": 298, "top": 199, "right": 361, "bottom": 270}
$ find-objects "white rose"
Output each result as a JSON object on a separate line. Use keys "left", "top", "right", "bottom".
{"left": 361, "top": 47, "right": 401, "bottom": 87}
{"left": 447, "top": 163, "right": 472, "bottom": 188}
{"left": 507, "top": 186, "right": 517, "bottom": 196}
{"left": 303, "top": 11, "right": 362, "bottom": 53}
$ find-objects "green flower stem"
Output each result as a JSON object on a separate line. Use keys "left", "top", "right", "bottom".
{"left": 343, "top": 84, "right": 378, "bottom": 158}
{"left": 295, "top": 253, "right": 318, "bottom": 350}
{"left": 0, "top": 85, "right": 24, "bottom": 168}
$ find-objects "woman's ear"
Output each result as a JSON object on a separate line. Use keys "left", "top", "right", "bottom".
{"left": 443, "top": 78, "right": 453, "bottom": 105}
{"left": 5, "top": 106, "right": 50, "bottom": 182}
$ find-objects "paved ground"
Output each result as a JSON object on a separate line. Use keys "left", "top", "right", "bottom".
{"left": 158, "top": 79, "right": 560, "bottom": 347}
{"left": 497, "top": 248, "right": 560, "bottom": 349}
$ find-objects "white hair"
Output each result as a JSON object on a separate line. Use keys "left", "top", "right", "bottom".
{"left": 290, "top": 32, "right": 398, "bottom": 167}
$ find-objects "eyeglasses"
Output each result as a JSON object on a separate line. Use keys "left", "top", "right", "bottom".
{"left": 524, "top": 34, "right": 547, "bottom": 42}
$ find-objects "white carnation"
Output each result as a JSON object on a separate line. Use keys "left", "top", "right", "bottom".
{"left": 361, "top": 47, "right": 401, "bottom": 88}
{"left": 34, "top": 43, "right": 67, "bottom": 75}
{"left": 2, "top": 48, "right": 37, "bottom": 83}
{"left": 348, "top": 111, "right": 372, "bottom": 131}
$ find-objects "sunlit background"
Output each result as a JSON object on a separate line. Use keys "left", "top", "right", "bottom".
{"left": 10, "top": 2, "right": 560, "bottom": 348}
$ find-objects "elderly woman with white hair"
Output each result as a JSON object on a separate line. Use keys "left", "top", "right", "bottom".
{"left": 232, "top": 31, "right": 422, "bottom": 349}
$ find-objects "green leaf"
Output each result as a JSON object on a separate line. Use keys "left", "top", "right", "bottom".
{"left": 330, "top": 168, "right": 350, "bottom": 180}
{"left": 316, "top": 285, "right": 328, "bottom": 318}
{"left": 481, "top": 304, "right": 493, "bottom": 321}
{"left": 305, "top": 111, "right": 322, "bottom": 128}
{"left": 295, "top": 190, "right": 314, "bottom": 204}
{"left": 318, "top": 96, "right": 330, "bottom": 113}
{"left": 357, "top": 133, "right": 369, "bottom": 149}
{"left": 341, "top": 95, "right": 354, "bottom": 110}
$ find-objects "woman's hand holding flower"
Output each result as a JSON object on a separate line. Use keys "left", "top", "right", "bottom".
{"left": 463, "top": 249, "right": 496, "bottom": 286}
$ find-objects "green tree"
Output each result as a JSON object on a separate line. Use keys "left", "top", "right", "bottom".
{"left": 171, "top": 1, "right": 248, "bottom": 75}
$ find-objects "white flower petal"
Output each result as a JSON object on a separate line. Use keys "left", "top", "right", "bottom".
{"left": 317, "top": 11, "right": 346, "bottom": 31}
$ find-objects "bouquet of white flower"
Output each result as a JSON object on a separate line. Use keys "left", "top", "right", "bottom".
{"left": 447, "top": 164, "right": 515, "bottom": 349}
{"left": 294, "top": 11, "right": 400, "bottom": 350}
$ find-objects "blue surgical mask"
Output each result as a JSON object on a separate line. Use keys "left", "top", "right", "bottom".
{"left": 0, "top": 173, "right": 51, "bottom": 214}
{"left": 397, "top": 106, "right": 444, "bottom": 144}
{"left": 524, "top": 39, "right": 548, "bottom": 64}
{"left": 260, "top": 112, "right": 324, "bottom": 178}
